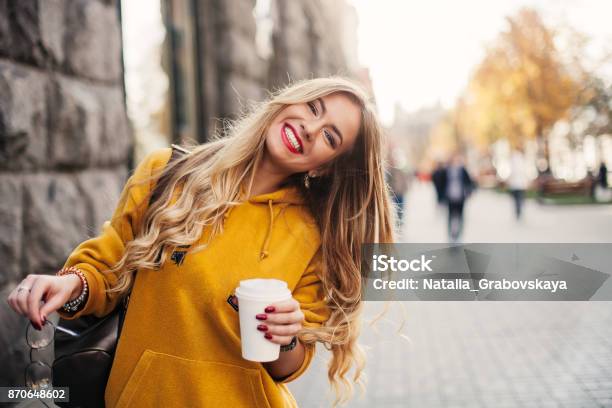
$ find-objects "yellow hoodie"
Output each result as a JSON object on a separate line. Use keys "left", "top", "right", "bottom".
{"left": 59, "top": 147, "right": 331, "bottom": 407}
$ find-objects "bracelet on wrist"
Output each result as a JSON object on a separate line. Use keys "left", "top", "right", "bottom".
{"left": 280, "top": 336, "right": 298, "bottom": 352}
{"left": 57, "top": 266, "right": 89, "bottom": 312}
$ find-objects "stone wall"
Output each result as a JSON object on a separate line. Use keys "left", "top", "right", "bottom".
{"left": 0, "top": 0, "right": 131, "bottom": 386}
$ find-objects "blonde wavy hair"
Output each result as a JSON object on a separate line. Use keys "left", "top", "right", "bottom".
{"left": 105, "top": 77, "right": 396, "bottom": 406}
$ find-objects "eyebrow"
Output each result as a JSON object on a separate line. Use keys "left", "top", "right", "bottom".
{"left": 318, "top": 98, "right": 344, "bottom": 145}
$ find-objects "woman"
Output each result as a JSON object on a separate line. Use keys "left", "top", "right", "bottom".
{"left": 7, "top": 77, "right": 395, "bottom": 407}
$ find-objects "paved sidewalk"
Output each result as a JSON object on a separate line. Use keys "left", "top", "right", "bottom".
{"left": 289, "top": 183, "right": 612, "bottom": 407}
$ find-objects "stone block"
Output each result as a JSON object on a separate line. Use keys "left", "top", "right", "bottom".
{"left": 22, "top": 174, "right": 89, "bottom": 275}
{"left": 0, "top": 62, "right": 48, "bottom": 170}
{"left": 97, "top": 87, "right": 132, "bottom": 165}
{"left": 77, "top": 168, "right": 127, "bottom": 236}
{"left": 0, "top": 0, "right": 11, "bottom": 57}
{"left": 0, "top": 177, "right": 22, "bottom": 286}
{"left": 0, "top": 0, "right": 66, "bottom": 68}
{"left": 48, "top": 77, "right": 131, "bottom": 167}
{"left": 6, "top": 0, "right": 48, "bottom": 67}
{"left": 64, "top": 0, "right": 122, "bottom": 82}
{"left": 48, "top": 76, "right": 104, "bottom": 168}
{"left": 39, "top": 0, "right": 66, "bottom": 65}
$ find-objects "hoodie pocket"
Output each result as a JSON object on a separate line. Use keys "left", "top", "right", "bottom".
{"left": 116, "top": 350, "right": 272, "bottom": 408}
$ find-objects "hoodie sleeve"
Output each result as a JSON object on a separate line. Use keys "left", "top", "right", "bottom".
{"left": 278, "top": 249, "right": 331, "bottom": 383}
{"left": 57, "top": 148, "right": 173, "bottom": 320}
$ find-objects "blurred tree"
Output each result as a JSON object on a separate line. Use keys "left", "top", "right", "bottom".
{"left": 583, "top": 77, "right": 612, "bottom": 137}
{"left": 555, "top": 24, "right": 611, "bottom": 154}
{"left": 461, "top": 8, "right": 580, "bottom": 168}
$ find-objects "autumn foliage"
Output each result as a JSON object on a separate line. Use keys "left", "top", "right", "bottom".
{"left": 458, "top": 9, "right": 581, "bottom": 154}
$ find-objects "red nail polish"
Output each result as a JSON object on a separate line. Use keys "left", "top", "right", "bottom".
{"left": 265, "top": 306, "right": 275, "bottom": 313}
{"left": 256, "top": 314, "right": 267, "bottom": 320}
{"left": 257, "top": 324, "right": 268, "bottom": 331}
{"left": 264, "top": 333, "right": 272, "bottom": 340}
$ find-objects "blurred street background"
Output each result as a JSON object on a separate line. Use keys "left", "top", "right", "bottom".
{"left": 289, "top": 183, "right": 612, "bottom": 407}
{"left": 1, "top": 0, "right": 611, "bottom": 406}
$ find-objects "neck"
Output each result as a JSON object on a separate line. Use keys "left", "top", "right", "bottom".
{"left": 249, "top": 153, "right": 290, "bottom": 197}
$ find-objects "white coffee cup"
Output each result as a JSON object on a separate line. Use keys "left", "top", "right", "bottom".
{"left": 235, "top": 278, "right": 292, "bottom": 362}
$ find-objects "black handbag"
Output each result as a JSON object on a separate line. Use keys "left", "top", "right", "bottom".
{"left": 52, "top": 145, "right": 188, "bottom": 407}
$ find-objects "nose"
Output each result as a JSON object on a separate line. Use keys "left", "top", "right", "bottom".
{"left": 301, "top": 120, "right": 321, "bottom": 144}
{"left": 300, "top": 123, "right": 310, "bottom": 143}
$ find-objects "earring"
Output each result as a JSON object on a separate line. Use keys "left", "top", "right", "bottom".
{"left": 304, "top": 171, "right": 317, "bottom": 189}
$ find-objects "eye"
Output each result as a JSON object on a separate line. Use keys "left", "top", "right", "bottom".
{"left": 307, "top": 101, "right": 318, "bottom": 116}
{"left": 324, "top": 129, "right": 337, "bottom": 148}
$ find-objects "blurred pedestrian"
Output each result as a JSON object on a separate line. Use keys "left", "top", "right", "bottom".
{"left": 431, "top": 161, "right": 446, "bottom": 206}
{"left": 598, "top": 162, "right": 608, "bottom": 188}
{"left": 508, "top": 147, "right": 528, "bottom": 220}
{"left": 387, "top": 146, "right": 411, "bottom": 226}
{"left": 439, "top": 152, "right": 475, "bottom": 243}
{"left": 594, "top": 161, "right": 611, "bottom": 202}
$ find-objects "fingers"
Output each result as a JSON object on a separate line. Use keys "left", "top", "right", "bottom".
{"left": 27, "top": 279, "right": 46, "bottom": 329}
{"left": 255, "top": 297, "right": 304, "bottom": 345}
{"left": 39, "top": 291, "right": 69, "bottom": 320}
{"left": 264, "top": 298, "right": 299, "bottom": 314}
{"left": 6, "top": 275, "right": 68, "bottom": 330}
{"left": 262, "top": 322, "right": 302, "bottom": 337}
{"left": 263, "top": 333, "right": 295, "bottom": 346}
{"left": 260, "top": 309, "right": 304, "bottom": 325}
{"left": 14, "top": 275, "right": 36, "bottom": 316}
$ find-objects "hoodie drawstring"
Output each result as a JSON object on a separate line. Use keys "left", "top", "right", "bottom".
{"left": 260, "top": 200, "right": 275, "bottom": 260}
{"left": 260, "top": 200, "right": 292, "bottom": 260}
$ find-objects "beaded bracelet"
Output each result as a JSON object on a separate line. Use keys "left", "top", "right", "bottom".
{"left": 57, "top": 266, "right": 89, "bottom": 312}
{"left": 280, "top": 336, "right": 298, "bottom": 352}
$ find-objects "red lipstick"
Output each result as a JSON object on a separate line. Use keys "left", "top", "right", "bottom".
{"left": 281, "top": 123, "right": 303, "bottom": 154}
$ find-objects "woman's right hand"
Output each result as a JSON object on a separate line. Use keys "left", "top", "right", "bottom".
{"left": 6, "top": 274, "right": 83, "bottom": 330}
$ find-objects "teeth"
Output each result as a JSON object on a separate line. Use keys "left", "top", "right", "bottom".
{"left": 284, "top": 126, "right": 301, "bottom": 152}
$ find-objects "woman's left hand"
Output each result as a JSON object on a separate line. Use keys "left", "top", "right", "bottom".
{"left": 255, "top": 297, "right": 304, "bottom": 346}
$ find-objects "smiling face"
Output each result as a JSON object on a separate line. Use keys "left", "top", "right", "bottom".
{"left": 263, "top": 92, "right": 362, "bottom": 176}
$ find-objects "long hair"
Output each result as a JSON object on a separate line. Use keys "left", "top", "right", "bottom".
{"left": 106, "top": 77, "right": 396, "bottom": 406}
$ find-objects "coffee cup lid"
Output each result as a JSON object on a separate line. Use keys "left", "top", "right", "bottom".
{"left": 235, "top": 279, "right": 290, "bottom": 300}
